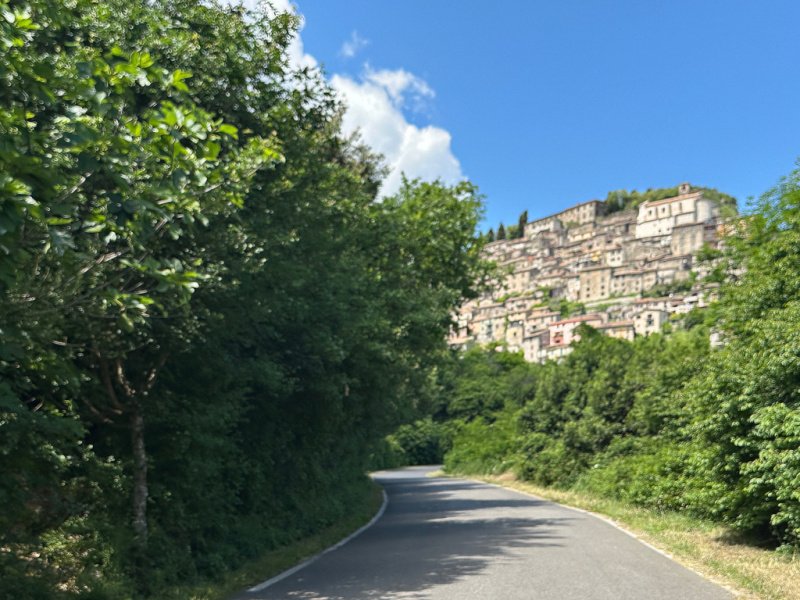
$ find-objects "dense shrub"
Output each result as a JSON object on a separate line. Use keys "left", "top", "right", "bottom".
{"left": 388, "top": 418, "right": 451, "bottom": 465}
{"left": 445, "top": 411, "right": 518, "bottom": 475}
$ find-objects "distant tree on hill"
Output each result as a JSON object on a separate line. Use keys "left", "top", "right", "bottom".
{"left": 486, "top": 228, "right": 495, "bottom": 242}
{"left": 497, "top": 223, "right": 506, "bottom": 240}
{"left": 517, "top": 210, "right": 528, "bottom": 238}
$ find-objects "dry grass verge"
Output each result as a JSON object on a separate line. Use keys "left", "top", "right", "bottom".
{"left": 454, "top": 472, "right": 799, "bottom": 600}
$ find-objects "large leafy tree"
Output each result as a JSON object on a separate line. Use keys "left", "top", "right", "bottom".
{"left": 0, "top": 0, "right": 278, "bottom": 556}
{"left": 684, "top": 166, "right": 800, "bottom": 545}
{"left": 1, "top": 1, "right": 490, "bottom": 595}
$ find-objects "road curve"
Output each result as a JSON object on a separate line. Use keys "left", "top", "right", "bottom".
{"left": 236, "top": 466, "right": 732, "bottom": 599}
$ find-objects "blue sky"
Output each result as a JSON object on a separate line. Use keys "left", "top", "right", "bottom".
{"left": 267, "top": 1, "right": 800, "bottom": 228}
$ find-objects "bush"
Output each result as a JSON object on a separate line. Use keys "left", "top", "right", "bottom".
{"left": 574, "top": 439, "right": 727, "bottom": 514}
{"left": 388, "top": 418, "right": 450, "bottom": 466}
{"left": 445, "top": 412, "right": 517, "bottom": 475}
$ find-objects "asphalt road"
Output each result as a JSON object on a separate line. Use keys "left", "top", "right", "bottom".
{"left": 237, "top": 466, "right": 732, "bottom": 599}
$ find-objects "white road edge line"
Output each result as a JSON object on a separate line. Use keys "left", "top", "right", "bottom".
{"left": 247, "top": 487, "right": 389, "bottom": 593}
{"left": 473, "top": 477, "right": 738, "bottom": 597}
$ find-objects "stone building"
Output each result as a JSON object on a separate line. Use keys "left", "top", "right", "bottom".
{"left": 548, "top": 314, "right": 605, "bottom": 346}
{"left": 598, "top": 321, "right": 636, "bottom": 341}
{"left": 578, "top": 266, "right": 612, "bottom": 301}
{"left": 449, "top": 182, "right": 728, "bottom": 361}
{"left": 635, "top": 184, "right": 717, "bottom": 240}
{"left": 525, "top": 200, "right": 604, "bottom": 237}
{"left": 633, "top": 309, "right": 668, "bottom": 336}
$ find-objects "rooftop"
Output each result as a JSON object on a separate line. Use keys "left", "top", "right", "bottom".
{"left": 598, "top": 320, "right": 635, "bottom": 328}
{"left": 633, "top": 297, "right": 670, "bottom": 304}
{"left": 641, "top": 190, "right": 703, "bottom": 208}
{"left": 551, "top": 313, "right": 604, "bottom": 326}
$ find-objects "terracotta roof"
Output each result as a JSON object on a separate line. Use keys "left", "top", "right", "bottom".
{"left": 543, "top": 342, "right": 569, "bottom": 350}
{"left": 524, "top": 329, "right": 549, "bottom": 340}
{"left": 641, "top": 191, "right": 703, "bottom": 208}
{"left": 599, "top": 320, "right": 634, "bottom": 328}
{"left": 560, "top": 199, "right": 602, "bottom": 211}
{"left": 528, "top": 309, "right": 560, "bottom": 317}
{"left": 580, "top": 265, "right": 612, "bottom": 272}
{"left": 551, "top": 314, "right": 604, "bottom": 326}
{"left": 633, "top": 297, "right": 669, "bottom": 304}
{"left": 527, "top": 215, "right": 556, "bottom": 226}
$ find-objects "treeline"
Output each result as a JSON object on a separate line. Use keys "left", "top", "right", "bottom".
{"left": 391, "top": 166, "right": 800, "bottom": 550}
{"left": 485, "top": 210, "right": 527, "bottom": 242}
{"left": 485, "top": 184, "right": 738, "bottom": 241}
{"left": 0, "top": 1, "right": 488, "bottom": 597}
{"left": 603, "top": 185, "right": 738, "bottom": 214}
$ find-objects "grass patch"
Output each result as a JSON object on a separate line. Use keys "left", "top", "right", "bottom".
{"left": 451, "top": 471, "right": 799, "bottom": 600}
{"left": 160, "top": 481, "right": 385, "bottom": 600}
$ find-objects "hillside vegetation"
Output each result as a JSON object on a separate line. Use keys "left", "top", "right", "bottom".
{"left": 488, "top": 184, "right": 738, "bottom": 240}
{"left": 603, "top": 185, "right": 738, "bottom": 214}
{"left": 0, "top": 1, "right": 488, "bottom": 597}
{"left": 389, "top": 166, "right": 800, "bottom": 552}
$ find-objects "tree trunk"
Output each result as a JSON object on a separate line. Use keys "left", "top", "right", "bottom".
{"left": 131, "top": 401, "right": 148, "bottom": 545}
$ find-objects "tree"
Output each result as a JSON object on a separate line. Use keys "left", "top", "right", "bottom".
{"left": 1, "top": 0, "right": 277, "bottom": 556}
{"left": 684, "top": 165, "right": 800, "bottom": 544}
{"left": 497, "top": 223, "right": 506, "bottom": 240}
{"left": 517, "top": 210, "right": 528, "bottom": 238}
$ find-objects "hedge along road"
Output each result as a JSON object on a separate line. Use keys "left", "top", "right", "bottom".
{"left": 235, "top": 466, "right": 732, "bottom": 599}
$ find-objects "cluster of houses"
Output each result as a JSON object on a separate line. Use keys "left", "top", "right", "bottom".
{"left": 449, "top": 183, "right": 724, "bottom": 362}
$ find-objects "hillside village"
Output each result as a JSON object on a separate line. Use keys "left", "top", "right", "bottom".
{"left": 449, "top": 183, "right": 729, "bottom": 362}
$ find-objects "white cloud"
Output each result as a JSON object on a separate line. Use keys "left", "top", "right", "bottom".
{"left": 331, "top": 71, "right": 463, "bottom": 197}
{"left": 235, "top": 1, "right": 464, "bottom": 197}
{"left": 364, "top": 67, "right": 434, "bottom": 108}
{"left": 339, "top": 31, "right": 369, "bottom": 59}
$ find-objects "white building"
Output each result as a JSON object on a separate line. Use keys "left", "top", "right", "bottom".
{"left": 633, "top": 309, "right": 668, "bottom": 336}
{"left": 635, "top": 184, "right": 717, "bottom": 239}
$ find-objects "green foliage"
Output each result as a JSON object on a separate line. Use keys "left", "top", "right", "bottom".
{"left": 445, "top": 410, "right": 518, "bottom": 475}
{"left": 696, "top": 242, "right": 723, "bottom": 262}
{"left": 686, "top": 300, "right": 800, "bottom": 545}
{"left": 645, "top": 273, "right": 696, "bottom": 297}
{"left": 517, "top": 209, "right": 528, "bottom": 237}
{"left": 575, "top": 438, "right": 726, "bottom": 514}
{"left": 384, "top": 418, "right": 450, "bottom": 466}
{"left": 485, "top": 209, "right": 529, "bottom": 241}
{"left": 0, "top": 1, "right": 489, "bottom": 596}
{"left": 551, "top": 298, "right": 585, "bottom": 317}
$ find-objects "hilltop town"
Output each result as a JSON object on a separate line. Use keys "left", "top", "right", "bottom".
{"left": 449, "top": 183, "right": 730, "bottom": 362}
